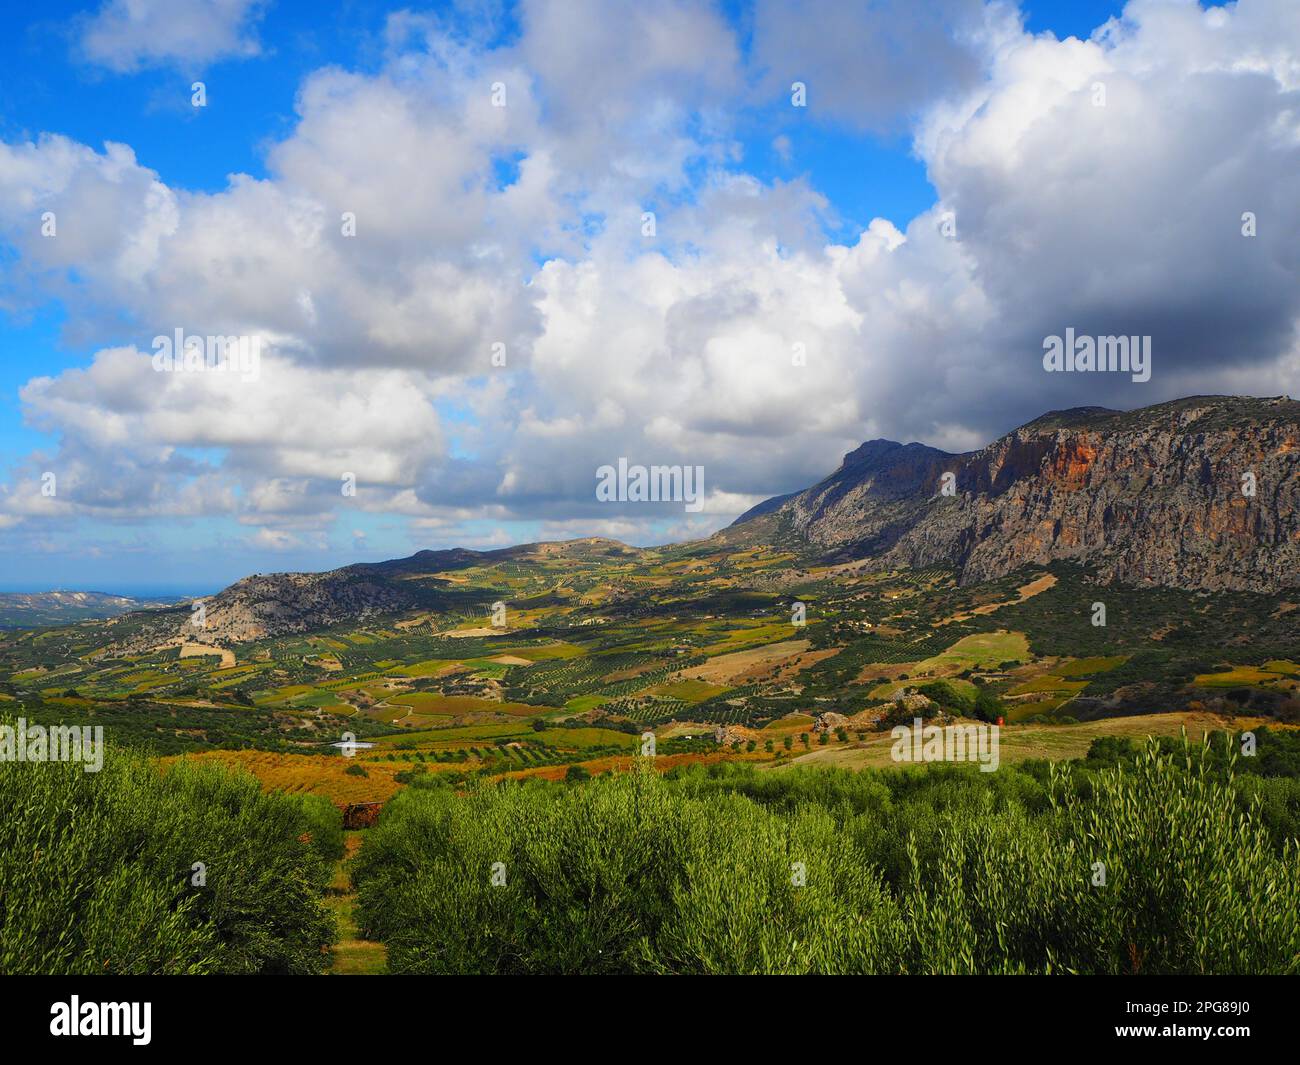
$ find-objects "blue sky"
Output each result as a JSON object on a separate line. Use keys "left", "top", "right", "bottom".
{"left": 0, "top": 1, "right": 1124, "bottom": 187}
{"left": 2, "top": 0, "right": 1294, "bottom": 594}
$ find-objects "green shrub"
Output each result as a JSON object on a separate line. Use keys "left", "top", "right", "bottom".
{"left": 0, "top": 748, "right": 337, "bottom": 974}
{"left": 294, "top": 792, "right": 346, "bottom": 865}
{"left": 353, "top": 765, "right": 905, "bottom": 975}
{"left": 353, "top": 739, "right": 1299, "bottom": 975}
{"left": 1043, "top": 742, "right": 1300, "bottom": 973}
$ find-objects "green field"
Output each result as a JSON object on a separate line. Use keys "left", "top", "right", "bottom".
{"left": 914, "top": 630, "right": 1030, "bottom": 673}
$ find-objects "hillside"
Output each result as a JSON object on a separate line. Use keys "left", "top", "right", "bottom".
{"left": 104, "top": 538, "right": 647, "bottom": 650}
{"left": 0, "top": 590, "right": 174, "bottom": 629}
{"left": 728, "top": 395, "right": 1300, "bottom": 592}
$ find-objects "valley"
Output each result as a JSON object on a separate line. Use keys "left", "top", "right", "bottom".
{"left": 2, "top": 533, "right": 1295, "bottom": 805}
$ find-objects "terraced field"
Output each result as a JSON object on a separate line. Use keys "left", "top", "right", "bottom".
{"left": 1, "top": 545, "right": 1296, "bottom": 788}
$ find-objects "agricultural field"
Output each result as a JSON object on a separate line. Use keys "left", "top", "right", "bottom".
{"left": 0, "top": 544, "right": 1296, "bottom": 797}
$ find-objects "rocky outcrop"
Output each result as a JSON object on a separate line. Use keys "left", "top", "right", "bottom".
{"left": 112, "top": 550, "right": 489, "bottom": 650}
{"left": 734, "top": 395, "right": 1300, "bottom": 592}
{"left": 191, "top": 568, "right": 425, "bottom": 643}
{"left": 813, "top": 711, "right": 850, "bottom": 733}
{"left": 893, "top": 692, "right": 935, "bottom": 714}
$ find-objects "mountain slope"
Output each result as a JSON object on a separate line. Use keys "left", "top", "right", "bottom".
{"left": 108, "top": 395, "right": 1299, "bottom": 650}
{"left": 0, "top": 591, "right": 172, "bottom": 629}
{"left": 729, "top": 395, "right": 1300, "bottom": 592}
{"left": 111, "top": 539, "right": 644, "bottom": 649}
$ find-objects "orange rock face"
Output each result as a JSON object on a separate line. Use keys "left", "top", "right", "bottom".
{"left": 757, "top": 396, "right": 1300, "bottom": 593}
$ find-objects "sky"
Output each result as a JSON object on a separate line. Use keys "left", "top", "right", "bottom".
{"left": 0, "top": 0, "right": 1296, "bottom": 594}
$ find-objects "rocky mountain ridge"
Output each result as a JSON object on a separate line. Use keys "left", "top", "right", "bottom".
{"left": 731, "top": 395, "right": 1300, "bottom": 592}
{"left": 110, "top": 396, "right": 1299, "bottom": 648}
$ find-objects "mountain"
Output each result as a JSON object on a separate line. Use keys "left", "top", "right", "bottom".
{"left": 107, "top": 396, "right": 1298, "bottom": 650}
{"left": 0, "top": 590, "right": 175, "bottom": 630}
{"left": 109, "top": 539, "right": 643, "bottom": 650}
{"left": 728, "top": 395, "right": 1300, "bottom": 592}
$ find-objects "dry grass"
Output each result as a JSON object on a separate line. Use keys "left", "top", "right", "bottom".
{"left": 179, "top": 642, "right": 236, "bottom": 668}
{"left": 163, "top": 749, "right": 408, "bottom": 804}
{"left": 780, "top": 711, "right": 1293, "bottom": 772}
{"left": 679, "top": 639, "right": 810, "bottom": 684}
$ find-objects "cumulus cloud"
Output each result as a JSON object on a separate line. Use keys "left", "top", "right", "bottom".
{"left": 749, "top": 0, "right": 1015, "bottom": 132}
{"left": 77, "top": 0, "right": 267, "bottom": 73}
{"left": 11, "top": 345, "right": 450, "bottom": 531}
{"left": 912, "top": 0, "right": 1300, "bottom": 427}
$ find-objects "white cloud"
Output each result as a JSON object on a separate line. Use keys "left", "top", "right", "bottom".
{"left": 77, "top": 0, "right": 267, "bottom": 73}
{"left": 247, "top": 527, "right": 311, "bottom": 551}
